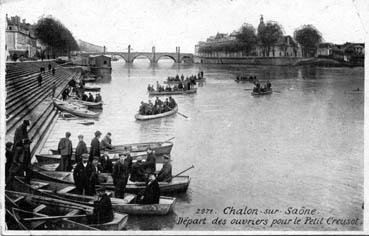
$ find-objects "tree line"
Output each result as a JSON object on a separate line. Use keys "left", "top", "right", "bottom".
{"left": 34, "top": 15, "right": 79, "bottom": 58}
{"left": 198, "top": 20, "right": 322, "bottom": 57}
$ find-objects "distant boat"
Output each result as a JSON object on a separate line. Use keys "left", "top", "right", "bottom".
{"left": 251, "top": 89, "right": 273, "bottom": 96}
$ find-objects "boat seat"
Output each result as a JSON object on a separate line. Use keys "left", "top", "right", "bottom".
{"left": 124, "top": 194, "right": 136, "bottom": 203}
{"left": 13, "top": 196, "right": 25, "bottom": 204}
{"left": 30, "top": 181, "right": 50, "bottom": 189}
{"left": 65, "top": 209, "right": 80, "bottom": 216}
{"left": 33, "top": 204, "right": 47, "bottom": 213}
{"left": 57, "top": 186, "right": 75, "bottom": 194}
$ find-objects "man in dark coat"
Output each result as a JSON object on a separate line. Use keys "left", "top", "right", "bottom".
{"left": 52, "top": 67, "right": 55, "bottom": 76}
{"left": 75, "top": 134, "right": 88, "bottom": 163}
{"left": 13, "top": 120, "right": 32, "bottom": 184}
{"left": 112, "top": 155, "right": 129, "bottom": 198}
{"left": 130, "top": 156, "right": 146, "bottom": 182}
{"left": 37, "top": 74, "right": 42, "bottom": 87}
{"left": 88, "top": 187, "right": 114, "bottom": 224}
{"left": 85, "top": 157, "right": 99, "bottom": 196}
{"left": 138, "top": 173, "right": 160, "bottom": 204}
{"left": 90, "top": 131, "right": 102, "bottom": 160}
{"left": 100, "top": 132, "right": 113, "bottom": 151}
{"left": 99, "top": 152, "right": 113, "bottom": 173}
{"left": 56, "top": 132, "right": 73, "bottom": 171}
{"left": 143, "top": 148, "right": 156, "bottom": 173}
{"left": 5, "top": 142, "right": 13, "bottom": 185}
{"left": 157, "top": 155, "right": 172, "bottom": 182}
{"left": 48, "top": 63, "right": 52, "bottom": 71}
{"left": 73, "top": 159, "right": 87, "bottom": 195}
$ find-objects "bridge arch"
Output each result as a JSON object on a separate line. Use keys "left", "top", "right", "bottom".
{"left": 155, "top": 54, "right": 177, "bottom": 63}
{"left": 115, "top": 54, "right": 129, "bottom": 62}
{"left": 131, "top": 54, "right": 153, "bottom": 63}
{"left": 180, "top": 55, "right": 193, "bottom": 63}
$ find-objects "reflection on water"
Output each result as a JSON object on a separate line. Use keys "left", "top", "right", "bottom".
{"left": 42, "top": 59, "right": 364, "bottom": 230}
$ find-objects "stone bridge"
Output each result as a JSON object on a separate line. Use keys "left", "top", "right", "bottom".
{"left": 82, "top": 46, "right": 194, "bottom": 63}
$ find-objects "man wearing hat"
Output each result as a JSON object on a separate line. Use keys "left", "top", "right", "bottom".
{"left": 138, "top": 172, "right": 160, "bottom": 204}
{"left": 57, "top": 132, "right": 73, "bottom": 171}
{"left": 85, "top": 156, "right": 99, "bottom": 196}
{"left": 88, "top": 187, "right": 114, "bottom": 224}
{"left": 100, "top": 132, "right": 113, "bottom": 151}
{"left": 10, "top": 120, "right": 32, "bottom": 185}
{"left": 143, "top": 147, "right": 156, "bottom": 173}
{"left": 130, "top": 156, "right": 146, "bottom": 182}
{"left": 75, "top": 134, "right": 88, "bottom": 163}
{"left": 90, "top": 131, "right": 102, "bottom": 160}
{"left": 112, "top": 154, "right": 129, "bottom": 198}
{"left": 157, "top": 155, "right": 172, "bottom": 182}
{"left": 99, "top": 151, "right": 113, "bottom": 173}
{"left": 73, "top": 157, "right": 87, "bottom": 195}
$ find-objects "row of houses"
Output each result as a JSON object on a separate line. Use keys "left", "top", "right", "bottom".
{"left": 5, "top": 14, "right": 107, "bottom": 61}
{"left": 195, "top": 16, "right": 303, "bottom": 58}
{"left": 316, "top": 42, "right": 365, "bottom": 65}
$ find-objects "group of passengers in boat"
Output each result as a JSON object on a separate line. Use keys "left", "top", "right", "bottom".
{"left": 148, "top": 80, "right": 195, "bottom": 93}
{"left": 167, "top": 71, "right": 204, "bottom": 82}
{"left": 80, "top": 92, "right": 102, "bottom": 103}
{"left": 139, "top": 96, "right": 176, "bottom": 115}
{"left": 236, "top": 75, "right": 257, "bottom": 82}
{"left": 253, "top": 80, "right": 272, "bottom": 93}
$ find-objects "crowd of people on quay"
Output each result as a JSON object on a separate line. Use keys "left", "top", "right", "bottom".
{"left": 5, "top": 122, "right": 173, "bottom": 223}
{"left": 139, "top": 96, "right": 177, "bottom": 115}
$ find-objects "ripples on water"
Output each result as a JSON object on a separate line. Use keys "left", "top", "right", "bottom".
{"left": 41, "top": 59, "right": 364, "bottom": 231}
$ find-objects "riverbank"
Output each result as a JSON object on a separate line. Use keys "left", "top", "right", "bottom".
{"left": 196, "top": 56, "right": 361, "bottom": 67}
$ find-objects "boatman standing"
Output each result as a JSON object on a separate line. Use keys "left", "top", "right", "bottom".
{"left": 75, "top": 134, "right": 88, "bottom": 163}
{"left": 157, "top": 155, "right": 172, "bottom": 182}
{"left": 90, "top": 131, "right": 102, "bottom": 160}
{"left": 144, "top": 148, "right": 156, "bottom": 173}
{"left": 73, "top": 158, "right": 87, "bottom": 195}
{"left": 56, "top": 132, "right": 73, "bottom": 171}
{"left": 8, "top": 120, "right": 32, "bottom": 187}
{"left": 112, "top": 154, "right": 129, "bottom": 198}
{"left": 89, "top": 187, "right": 114, "bottom": 224}
{"left": 138, "top": 173, "right": 160, "bottom": 204}
{"left": 85, "top": 156, "right": 99, "bottom": 196}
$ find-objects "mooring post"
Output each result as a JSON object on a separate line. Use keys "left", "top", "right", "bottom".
{"left": 152, "top": 46, "right": 156, "bottom": 64}
{"left": 128, "top": 44, "right": 131, "bottom": 63}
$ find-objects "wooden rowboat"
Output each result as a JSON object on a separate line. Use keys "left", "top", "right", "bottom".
{"left": 251, "top": 89, "right": 273, "bottom": 96}
{"left": 149, "top": 88, "right": 197, "bottom": 96}
{"left": 6, "top": 191, "right": 127, "bottom": 230}
{"left": 32, "top": 169, "right": 190, "bottom": 194}
{"left": 135, "top": 105, "right": 178, "bottom": 121}
{"left": 13, "top": 177, "right": 176, "bottom": 216}
{"left": 70, "top": 99, "right": 103, "bottom": 109}
{"left": 53, "top": 98, "right": 100, "bottom": 118}
{"left": 49, "top": 140, "right": 173, "bottom": 156}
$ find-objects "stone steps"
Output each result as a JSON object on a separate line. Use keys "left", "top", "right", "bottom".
{"left": 5, "top": 60, "right": 79, "bottom": 155}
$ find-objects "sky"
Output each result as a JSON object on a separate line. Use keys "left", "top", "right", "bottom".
{"left": 2, "top": 0, "right": 368, "bottom": 52}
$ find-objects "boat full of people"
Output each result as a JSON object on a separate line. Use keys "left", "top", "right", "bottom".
{"left": 251, "top": 80, "right": 272, "bottom": 96}
{"left": 135, "top": 97, "right": 178, "bottom": 120}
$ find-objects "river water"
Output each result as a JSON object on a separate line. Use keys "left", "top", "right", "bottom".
{"left": 41, "top": 59, "right": 364, "bottom": 231}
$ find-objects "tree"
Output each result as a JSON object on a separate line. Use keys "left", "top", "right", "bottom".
{"left": 257, "top": 21, "right": 284, "bottom": 57}
{"left": 294, "top": 25, "right": 322, "bottom": 57}
{"left": 34, "top": 15, "right": 79, "bottom": 57}
{"left": 235, "top": 23, "right": 257, "bottom": 54}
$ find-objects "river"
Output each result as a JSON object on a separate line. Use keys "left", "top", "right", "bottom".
{"left": 41, "top": 59, "right": 364, "bottom": 231}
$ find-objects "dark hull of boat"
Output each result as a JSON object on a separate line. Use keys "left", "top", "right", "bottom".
{"left": 32, "top": 170, "right": 190, "bottom": 194}
{"left": 149, "top": 89, "right": 197, "bottom": 96}
{"left": 135, "top": 105, "right": 178, "bottom": 120}
{"left": 53, "top": 99, "right": 100, "bottom": 118}
{"left": 251, "top": 90, "right": 273, "bottom": 96}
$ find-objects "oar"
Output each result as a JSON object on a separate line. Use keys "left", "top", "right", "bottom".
{"left": 23, "top": 214, "right": 87, "bottom": 222}
{"left": 164, "top": 137, "right": 175, "bottom": 142}
{"left": 163, "top": 165, "right": 195, "bottom": 182}
{"left": 177, "top": 112, "right": 188, "bottom": 119}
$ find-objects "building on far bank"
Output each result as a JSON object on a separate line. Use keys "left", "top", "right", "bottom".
{"left": 5, "top": 15, "right": 37, "bottom": 60}
{"left": 195, "top": 16, "right": 302, "bottom": 60}
{"left": 316, "top": 42, "right": 365, "bottom": 66}
{"left": 89, "top": 55, "right": 112, "bottom": 76}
